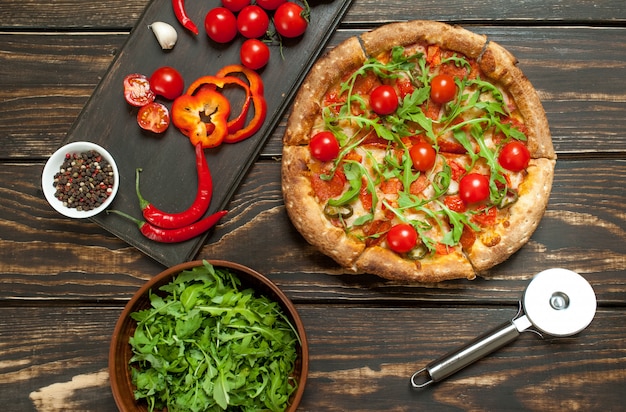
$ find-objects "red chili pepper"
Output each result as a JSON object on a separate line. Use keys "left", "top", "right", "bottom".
{"left": 135, "top": 143, "right": 212, "bottom": 229}
{"left": 172, "top": 0, "right": 199, "bottom": 35}
{"left": 171, "top": 89, "right": 231, "bottom": 148}
{"left": 185, "top": 75, "right": 252, "bottom": 134}
{"left": 215, "top": 65, "right": 267, "bottom": 143}
{"left": 109, "top": 210, "right": 228, "bottom": 243}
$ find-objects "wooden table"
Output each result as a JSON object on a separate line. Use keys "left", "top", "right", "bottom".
{"left": 2, "top": 0, "right": 625, "bottom": 410}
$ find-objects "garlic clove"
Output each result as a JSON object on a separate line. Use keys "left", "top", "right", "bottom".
{"left": 149, "top": 22, "right": 178, "bottom": 50}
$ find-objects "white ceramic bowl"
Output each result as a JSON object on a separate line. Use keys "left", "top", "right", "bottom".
{"left": 42, "top": 141, "right": 119, "bottom": 218}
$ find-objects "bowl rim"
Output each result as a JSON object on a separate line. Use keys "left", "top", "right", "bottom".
{"left": 42, "top": 141, "right": 119, "bottom": 218}
{"left": 109, "top": 259, "right": 309, "bottom": 412}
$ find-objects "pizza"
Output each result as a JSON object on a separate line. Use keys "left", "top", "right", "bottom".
{"left": 281, "top": 20, "right": 555, "bottom": 282}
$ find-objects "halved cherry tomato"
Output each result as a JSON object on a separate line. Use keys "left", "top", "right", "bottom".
{"left": 387, "top": 223, "right": 418, "bottom": 254}
{"left": 137, "top": 102, "right": 170, "bottom": 133}
{"left": 274, "top": 2, "right": 308, "bottom": 38}
{"left": 409, "top": 142, "right": 436, "bottom": 172}
{"left": 237, "top": 5, "right": 269, "bottom": 39}
{"left": 310, "top": 131, "right": 340, "bottom": 162}
{"left": 240, "top": 38, "right": 270, "bottom": 70}
{"left": 498, "top": 141, "right": 531, "bottom": 172}
{"left": 369, "top": 85, "right": 398, "bottom": 115}
{"left": 256, "top": 0, "right": 286, "bottom": 10}
{"left": 430, "top": 74, "right": 456, "bottom": 104}
{"left": 221, "top": 0, "right": 250, "bottom": 12}
{"left": 123, "top": 73, "right": 155, "bottom": 107}
{"left": 149, "top": 67, "right": 184, "bottom": 100}
{"left": 205, "top": 7, "right": 238, "bottom": 43}
{"left": 459, "top": 173, "right": 490, "bottom": 204}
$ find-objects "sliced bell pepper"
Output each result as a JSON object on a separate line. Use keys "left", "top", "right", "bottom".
{"left": 171, "top": 89, "right": 231, "bottom": 148}
{"left": 185, "top": 75, "right": 252, "bottom": 134}
{"left": 215, "top": 65, "right": 267, "bottom": 143}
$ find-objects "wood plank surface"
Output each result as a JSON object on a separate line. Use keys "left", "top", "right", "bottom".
{"left": 1, "top": 158, "right": 624, "bottom": 302}
{"left": 1, "top": 305, "right": 624, "bottom": 411}
{"left": 2, "top": 26, "right": 626, "bottom": 160}
{"left": 2, "top": 0, "right": 626, "bottom": 29}
{"left": 1, "top": 0, "right": 625, "bottom": 410}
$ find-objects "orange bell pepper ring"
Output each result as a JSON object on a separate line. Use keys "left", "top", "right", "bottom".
{"left": 185, "top": 75, "right": 252, "bottom": 134}
{"left": 171, "top": 89, "right": 231, "bottom": 148}
{"left": 215, "top": 65, "right": 267, "bottom": 144}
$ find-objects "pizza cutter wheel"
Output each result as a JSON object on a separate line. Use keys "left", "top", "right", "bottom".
{"left": 410, "top": 268, "right": 596, "bottom": 388}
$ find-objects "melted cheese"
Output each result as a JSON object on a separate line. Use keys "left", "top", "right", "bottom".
{"left": 308, "top": 45, "right": 531, "bottom": 254}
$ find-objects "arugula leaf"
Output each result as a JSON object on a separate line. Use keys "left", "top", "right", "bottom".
{"left": 435, "top": 200, "right": 480, "bottom": 246}
{"left": 327, "top": 162, "right": 362, "bottom": 207}
{"left": 391, "top": 87, "right": 434, "bottom": 140}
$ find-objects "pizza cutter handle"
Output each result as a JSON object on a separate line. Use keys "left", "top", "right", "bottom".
{"left": 411, "top": 320, "right": 521, "bottom": 388}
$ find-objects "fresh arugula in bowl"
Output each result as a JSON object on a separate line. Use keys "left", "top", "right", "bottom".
{"left": 128, "top": 261, "right": 300, "bottom": 412}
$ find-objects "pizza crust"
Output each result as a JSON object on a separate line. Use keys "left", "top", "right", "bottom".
{"left": 479, "top": 41, "right": 556, "bottom": 160}
{"left": 283, "top": 36, "right": 366, "bottom": 147}
{"left": 360, "top": 20, "right": 487, "bottom": 61}
{"left": 355, "top": 246, "right": 476, "bottom": 283}
{"left": 282, "top": 145, "right": 365, "bottom": 268}
{"left": 465, "top": 158, "right": 555, "bottom": 272}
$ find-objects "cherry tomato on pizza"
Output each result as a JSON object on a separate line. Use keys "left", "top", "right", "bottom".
{"left": 237, "top": 5, "right": 270, "bottom": 38}
{"left": 205, "top": 7, "right": 238, "bottom": 43}
{"left": 123, "top": 73, "right": 155, "bottom": 107}
{"left": 309, "top": 131, "right": 340, "bottom": 162}
{"left": 240, "top": 38, "right": 270, "bottom": 70}
{"left": 149, "top": 66, "right": 184, "bottom": 100}
{"left": 459, "top": 173, "right": 490, "bottom": 204}
{"left": 256, "top": 0, "right": 286, "bottom": 10}
{"left": 221, "top": 0, "right": 250, "bottom": 12}
{"left": 499, "top": 141, "right": 531, "bottom": 172}
{"left": 430, "top": 74, "right": 457, "bottom": 104}
{"left": 137, "top": 102, "right": 170, "bottom": 133}
{"left": 274, "top": 2, "right": 308, "bottom": 38}
{"left": 387, "top": 223, "right": 418, "bottom": 254}
{"left": 369, "top": 85, "right": 398, "bottom": 115}
{"left": 409, "top": 142, "right": 437, "bottom": 172}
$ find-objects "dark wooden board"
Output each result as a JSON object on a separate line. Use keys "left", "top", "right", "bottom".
{"left": 59, "top": 0, "right": 354, "bottom": 266}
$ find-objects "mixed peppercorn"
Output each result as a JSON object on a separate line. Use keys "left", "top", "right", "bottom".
{"left": 52, "top": 150, "right": 115, "bottom": 212}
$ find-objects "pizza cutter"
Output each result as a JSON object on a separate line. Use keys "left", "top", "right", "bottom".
{"left": 410, "top": 268, "right": 596, "bottom": 388}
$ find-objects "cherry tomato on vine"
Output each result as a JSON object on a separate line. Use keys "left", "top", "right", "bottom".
{"left": 137, "top": 102, "right": 170, "bottom": 133}
{"left": 240, "top": 39, "right": 270, "bottom": 70}
{"left": 221, "top": 0, "right": 250, "bottom": 12}
{"left": 387, "top": 223, "right": 418, "bottom": 254}
{"left": 430, "top": 74, "right": 457, "bottom": 104}
{"left": 205, "top": 7, "right": 238, "bottom": 43}
{"left": 123, "top": 73, "right": 155, "bottom": 107}
{"left": 256, "top": 0, "right": 286, "bottom": 10}
{"left": 237, "top": 5, "right": 270, "bottom": 38}
{"left": 149, "top": 67, "right": 184, "bottom": 100}
{"left": 498, "top": 141, "right": 531, "bottom": 172}
{"left": 409, "top": 142, "right": 437, "bottom": 172}
{"left": 369, "top": 85, "right": 398, "bottom": 115}
{"left": 274, "top": 2, "right": 308, "bottom": 38}
{"left": 459, "top": 173, "right": 490, "bottom": 204}
{"left": 309, "top": 131, "right": 340, "bottom": 162}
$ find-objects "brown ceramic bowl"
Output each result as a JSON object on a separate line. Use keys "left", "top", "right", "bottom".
{"left": 109, "top": 260, "right": 308, "bottom": 411}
